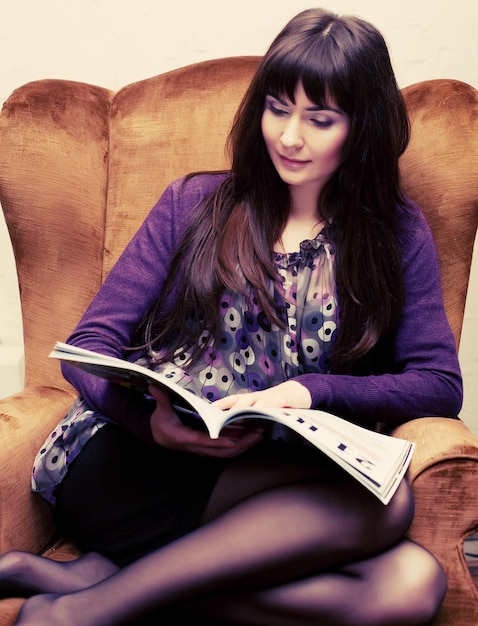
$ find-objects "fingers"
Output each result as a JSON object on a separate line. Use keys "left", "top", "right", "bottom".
{"left": 213, "top": 391, "right": 275, "bottom": 410}
{"left": 148, "top": 384, "right": 172, "bottom": 404}
{"left": 148, "top": 384, "right": 265, "bottom": 458}
{"left": 161, "top": 425, "right": 264, "bottom": 459}
{"left": 213, "top": 381, "right": 312, "bottom": 411}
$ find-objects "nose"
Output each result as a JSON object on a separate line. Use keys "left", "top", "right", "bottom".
{"left": 280, "top": 116, "right": 304, "bottom": 150}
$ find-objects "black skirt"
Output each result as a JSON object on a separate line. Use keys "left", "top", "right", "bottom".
{"left": 55, "top": 424, "right": 230, "bottom": 567}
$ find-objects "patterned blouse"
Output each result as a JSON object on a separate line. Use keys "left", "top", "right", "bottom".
{"left": 32, "top": 229, "right": 338, "bottom": 506}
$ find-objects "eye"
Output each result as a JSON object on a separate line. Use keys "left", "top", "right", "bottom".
{"left": 265, "top": 97, "right": 288, "bottom": 117}
{"left": 310, "top": 116, "right": 334, "bottom": 129}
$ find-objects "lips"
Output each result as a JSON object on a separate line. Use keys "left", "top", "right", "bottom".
{"left": 279, "top": 154, "right": 310, "bottom": 169}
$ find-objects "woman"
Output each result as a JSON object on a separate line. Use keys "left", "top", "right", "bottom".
{"left": 3, "top": 8, "right": 461, "bottom": 625}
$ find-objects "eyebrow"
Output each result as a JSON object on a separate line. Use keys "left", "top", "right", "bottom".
{"left": 268, "top": 94, "right": 344, "bottom": 116}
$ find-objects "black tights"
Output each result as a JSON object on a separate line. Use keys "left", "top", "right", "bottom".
{"left": 2, "top": 431, "right": 446, "bottom": 625}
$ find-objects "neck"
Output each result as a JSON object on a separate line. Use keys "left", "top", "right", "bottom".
{"left": 276, "top": 211, "right": 325, "bottom": 254}
{"left": 274, "top": 186, "right": 325, "bottom": 253}
{"left": 288, "top": 184, "right": 321, "bottom": 220}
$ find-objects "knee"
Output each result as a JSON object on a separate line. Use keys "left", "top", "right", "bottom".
{"left": 383, "top": 479, "right": 415, "bottom": 539}
{"left": 0, "top": 550, "right": 31, "bottom": 575}
{"left": 404, "top": 545, "right": 447, "bottom": 623}
{"left": 375, "top": 541, "right": 447, "bottom": 625}
{"left": 360, "top": 480, "right": 414, "bottom": 553}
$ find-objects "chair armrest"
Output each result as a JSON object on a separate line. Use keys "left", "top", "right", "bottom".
{"left": 392, "top": 417, "right": 478, "bottom": 480}
{"left": 0, "top": 386, "right": 75, "bottom": 555}
{"left": 392, "top": 417, "right": 478, "bottom": 625}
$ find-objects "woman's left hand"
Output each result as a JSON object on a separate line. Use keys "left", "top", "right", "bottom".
{"left": 148, "top": 384, "right": 267, "bottom": 457}
{"left": 213, "top": 380, "right": 312, "bottom": 411}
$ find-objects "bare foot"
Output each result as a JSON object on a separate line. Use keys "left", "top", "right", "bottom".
{"left": 0, "top": 550, "right": 119, "bottom": 598}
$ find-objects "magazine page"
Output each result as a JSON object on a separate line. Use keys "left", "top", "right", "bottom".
{"left": 216, "top": 406, "right": 414, "bottom": 504}
{"left": 50, "top": 342, "right": 222, "bottom": 424}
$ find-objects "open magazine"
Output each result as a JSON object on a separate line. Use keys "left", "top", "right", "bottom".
{"left": 49, "top": 342, "right": 414, "bottom": 505}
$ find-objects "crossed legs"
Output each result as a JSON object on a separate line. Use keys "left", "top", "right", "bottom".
{"left": 2, "top": 444, "right": 446, "bottom": 625}
{"left": 171, "top": 539, "right": 445, "bottom": 626}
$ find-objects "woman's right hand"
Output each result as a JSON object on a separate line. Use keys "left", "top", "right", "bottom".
{"left": 148, "top": 385, "right": 266, "bottom": 458}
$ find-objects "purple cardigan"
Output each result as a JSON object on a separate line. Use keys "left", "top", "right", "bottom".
{"left": 63, "top": 174, "right": 463, "bottom": 444}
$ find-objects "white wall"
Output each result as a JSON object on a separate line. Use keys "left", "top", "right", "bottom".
{"left": 0, "top": 0, "right": 477, "bottom": 433}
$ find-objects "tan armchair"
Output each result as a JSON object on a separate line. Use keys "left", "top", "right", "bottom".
{"left": 0, "top": 57, "right": 477, "bottom": 625}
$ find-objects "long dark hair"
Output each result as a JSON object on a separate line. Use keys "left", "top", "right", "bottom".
{"left": 141, "top": 8, "right": 410, "bottom": 371}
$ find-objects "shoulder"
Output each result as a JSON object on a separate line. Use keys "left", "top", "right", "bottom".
{"left": 396, "top": 198, "right": 438, "bottom": 267}
{"left": 397, "top": 197, "right": 431, "bottom": 237}
{"left": 145, "top": 172, "right": 231, "bottom": 238}
{"left": 164, "top": 172, "right": 231, "bottom": 210}
{"left": 394, "top": 198, "right": 445, "bottom": 299}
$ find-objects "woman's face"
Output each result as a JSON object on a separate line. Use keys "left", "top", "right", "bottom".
{"left": 261, "top": 82, "right": 350, "bottom": 201}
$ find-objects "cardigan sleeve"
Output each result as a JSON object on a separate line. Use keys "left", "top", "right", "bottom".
{"left": 61, "top": 174, "right": 226, "bottom": 443}
{"left": 294, "top": 203, "right": 463, "bottom": 427}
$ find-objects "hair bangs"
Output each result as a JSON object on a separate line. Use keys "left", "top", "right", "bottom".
{"left": 261, "top": 34, "right": 353, "bottom": 115}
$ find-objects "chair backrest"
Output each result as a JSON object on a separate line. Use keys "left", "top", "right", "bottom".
{"left": 0, "top": 58, "right": 476, "bottom": 393}
{"left": 400, "top": 79, "right": 478, "bottom": 345}
{"left": 0, "top": 57, "right": 259, "bottom": 390}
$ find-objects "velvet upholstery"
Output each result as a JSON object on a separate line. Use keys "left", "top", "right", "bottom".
{"left": 0, "top": 57, "right": 477, "bottom": 625}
